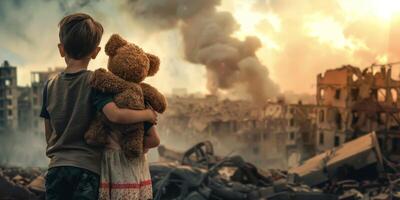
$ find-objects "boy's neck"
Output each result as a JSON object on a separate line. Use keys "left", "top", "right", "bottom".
{"left": 64, "top": 57, "right": 90, "bottom": 73}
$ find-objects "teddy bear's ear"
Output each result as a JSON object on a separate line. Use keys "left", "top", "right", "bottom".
{"left": 105, "top": 34, "right": 127, "bottom": 56}
{"left": 146, "top": 53, "right": 160, "bottom": 76}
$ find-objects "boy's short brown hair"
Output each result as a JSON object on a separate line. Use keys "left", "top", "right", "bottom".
{"left": 58, "top": 13, "right": 103, "bottom": 59}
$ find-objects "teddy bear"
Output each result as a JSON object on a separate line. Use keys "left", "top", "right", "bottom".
{"left": 84, "top": 34, "right": 167, "bottom": 158}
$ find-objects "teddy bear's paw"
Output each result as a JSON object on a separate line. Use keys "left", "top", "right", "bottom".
{"left": 141, "top": 83, "right": 167, "bottom": 113}
{"left": 84, "top": 133, "right": 107, "bottom": 147}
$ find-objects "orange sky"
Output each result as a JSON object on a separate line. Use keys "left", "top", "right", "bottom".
{"left": 221, "top": 0, "right": 400, "bottom": 94}
{"left": 1, "top": 0, "right": 400, "bottom": 95}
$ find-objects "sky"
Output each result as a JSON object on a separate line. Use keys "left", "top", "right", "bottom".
{"left": 1, "top": 0, "right": 400, "bottom": 96}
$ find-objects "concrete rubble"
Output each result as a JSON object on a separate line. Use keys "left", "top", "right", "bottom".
{"left": 1, "top": 132, "right": 400, "bottom": 200}
{"left": 152, "top": 134, "right": 400, "bottom": 199}
{"left": 158, "top": 95, "right": 316, "bottom": 169}
{"left": 0, "top": 167, "right": 45, "bottom": 200}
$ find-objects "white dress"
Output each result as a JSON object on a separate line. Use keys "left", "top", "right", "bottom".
{"left": 99, "top": 132, "right": 152, "bottom": 200}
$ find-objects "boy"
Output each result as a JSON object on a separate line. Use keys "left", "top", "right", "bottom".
{"left": 40, "top": 13, "right": 157, "bottom": 200}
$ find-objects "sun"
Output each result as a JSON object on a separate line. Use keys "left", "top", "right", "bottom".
{"left": 339, "top": 0, "right": 400, "bottom": 22}
{"left": 371, "top": 0, "right": 400, "bottom": 21}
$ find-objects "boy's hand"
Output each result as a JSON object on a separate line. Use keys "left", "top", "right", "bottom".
{"left": 146, "top": 109, "right": 158, "bottom": 124}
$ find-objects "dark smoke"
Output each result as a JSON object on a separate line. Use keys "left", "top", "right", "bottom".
{"left": 129, "top": 0, "right": 279, "bottom": 104}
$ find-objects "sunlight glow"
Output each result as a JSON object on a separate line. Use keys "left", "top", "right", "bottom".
{"left": 224, "top": 1, "right": 281, "bottom": 50}
{"left": 372, "top": 0, "right": 400, "bottom": 21}
{"left": 339, "top": 0, "right": 400, "bottom": 22}
{"left": 304, "top": 14, "right": 367, "bottom": 52}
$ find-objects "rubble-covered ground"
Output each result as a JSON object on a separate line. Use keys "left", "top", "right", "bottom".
{"left": 1, "top": 133, "right": 400, "bottom": 200}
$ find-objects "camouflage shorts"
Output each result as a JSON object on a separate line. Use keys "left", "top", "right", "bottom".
{"left": 45, "top": 166, "right": 100, "bottom": 200}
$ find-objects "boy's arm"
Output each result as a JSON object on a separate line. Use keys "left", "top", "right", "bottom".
{"left": 102, "top": 102, "right": 157, "bottom": 124}
{"left": 44, "top": 119, "right": 52, "bottom": 144}
{"left": 144, "top": 126, "right": 160, "bottom": 149}
{"left": 40, "top": 80, "right": 51, "bottom": 144}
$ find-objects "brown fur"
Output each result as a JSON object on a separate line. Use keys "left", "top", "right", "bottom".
{"left": 105, "top": 34, "right": 127, "bottom": 56}
{"left": 140, "top": 83, "right": 167, "bottom": 113}
{"left": 89, "top": 68, "right": 130, "bottom": 93}
{"left": 146, "top": 53, "right": 160, "bottom": 76}
{"left": 84, "top": 34, "right": 167, "bottom": 158}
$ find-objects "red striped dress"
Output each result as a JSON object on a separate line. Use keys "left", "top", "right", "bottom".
{"left": 99, "top": 133, "right": 152, "bottom": 200}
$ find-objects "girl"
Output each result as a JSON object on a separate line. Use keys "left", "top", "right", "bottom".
{"left": 99, "top": 122, "right": 160, "bottom": 200}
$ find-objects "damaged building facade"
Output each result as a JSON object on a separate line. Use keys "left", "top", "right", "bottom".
{"left": 316, "top": 65, "right": 400, "bottom": 159}
{"left": 0, "top": 61, "right": 18, "bottom": 132}
{"left": 0, "top": 60, "right": 62, "bottom": 135}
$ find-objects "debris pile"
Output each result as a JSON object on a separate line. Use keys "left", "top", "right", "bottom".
{"left": 0, "top": 167, "right": 45, "bottom": 200}
{"left": 154, "top": 133, "right": 400, "bottom": 199}
{"left": 153, "top": 141, "right": 336, "bottom": 199}
{"left": 1, "top": 132, "right": 400, "bottom": 200}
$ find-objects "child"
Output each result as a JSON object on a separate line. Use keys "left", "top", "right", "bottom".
{"left": 40, "top": 13, "right": 157, "bottom": 200}
{"left": 98, "top": 113, "right": 160, "bottom": 200}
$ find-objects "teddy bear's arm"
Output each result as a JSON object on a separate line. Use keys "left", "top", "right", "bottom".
{"left": 140, "top": 83, "right": 167, "bottom": 113}
{"left": 90, "top": 68, "right": 130, "bottom": 93}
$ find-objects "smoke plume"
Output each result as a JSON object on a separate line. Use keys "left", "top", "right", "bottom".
{"left": 127, "top": 0, "right": 279, "bottom": 103}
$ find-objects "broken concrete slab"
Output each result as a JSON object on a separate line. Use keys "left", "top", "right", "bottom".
{"left": 288, "top": 132, "right": 383, "bottom": 186}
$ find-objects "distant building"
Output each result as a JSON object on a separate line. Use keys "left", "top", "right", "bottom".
{"left": 0, "top": 61, "right": 64, "bottom": 135}
{"left": 30, "top": 67, "right": 63, "bottom": 134}
{"left": 0, "top": 61, "right": 18, "bottom": 132}
{"left": 17, "top": 86, "right": 32, "bottom": 132}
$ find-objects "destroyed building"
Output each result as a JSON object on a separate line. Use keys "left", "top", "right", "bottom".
{"left": 0, "top": 60, "right": 63, "bottom": 135}
{"left": 158, "top": 64, "right": 400, "bottom": 170}
{"left": 158, "top": 95, "right": 316, "bottom": 169}
{"left": 0, "top": 61, "right": 18, "bottom": 132}
{"left": 316, "top": 65, "right": 400, "bottom": 159}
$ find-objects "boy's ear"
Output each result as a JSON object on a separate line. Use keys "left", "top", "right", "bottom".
{"left": 58, "top": 43, "right": 65, "bottom": 57}
{"left": 91, "top": 47, "right": 101, "bottom": 59}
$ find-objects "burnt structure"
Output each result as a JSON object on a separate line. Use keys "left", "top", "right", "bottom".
{"left": 316, "top": 65, "right": 400, "bottom": 159}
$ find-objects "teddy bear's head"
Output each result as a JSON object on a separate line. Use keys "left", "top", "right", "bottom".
{"left": 104, "top": 34, "right": 160, "bottom": 83}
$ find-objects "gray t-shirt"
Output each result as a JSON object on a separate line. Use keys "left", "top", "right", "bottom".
{"left": 40, "top": 70, "right": 111, "bottom": 175}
